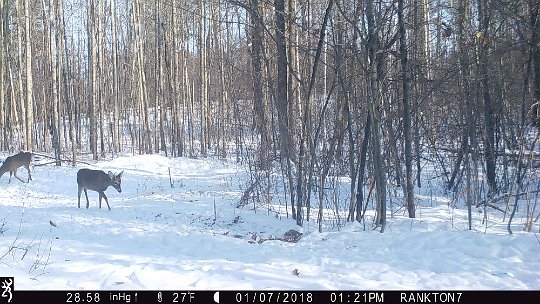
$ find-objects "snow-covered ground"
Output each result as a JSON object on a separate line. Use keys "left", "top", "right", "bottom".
{"left": 0, "top": 153, "right": 539, "bottom": 290}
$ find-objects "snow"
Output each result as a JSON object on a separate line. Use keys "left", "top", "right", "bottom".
{"left": 0, "top": 153, "right": 539, "bottom": 291}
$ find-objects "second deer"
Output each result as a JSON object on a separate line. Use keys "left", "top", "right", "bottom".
{"left": 0, "top": 151, "right": 32, "bottom": 183}
{"left": 77, "top": 168, "right": 124, "bottom": 211}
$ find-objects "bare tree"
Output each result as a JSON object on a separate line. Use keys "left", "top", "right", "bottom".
{"left": 398, "top": 0, "right": 414, "bottom": 218}
{"left": 477, "top": 0, "right": 497, "bottom": 194}
{"left": 23, "top": 0, "right": 33, "bottom": 151}
{"left": 47, "top": 0, "right": 61, "bottom": 165}
{"left": 111, "top": 0, "right": 120, "bottom": 154}
{"left": 366, "top": 0, "right": 387, "bottom": 232}
{"left": 0, "top": 0, "right": 5, "bottom": 150}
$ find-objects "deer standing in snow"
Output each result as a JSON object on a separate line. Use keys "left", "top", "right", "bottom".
{"left": 77, "top": 168, "right": 124, "bottom": 211}
{"left": 0, "top": 151, "right": 32, "bottom": 183}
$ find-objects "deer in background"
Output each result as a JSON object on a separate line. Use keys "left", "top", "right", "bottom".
{"left": 0, "top": 151, "right": 32, "bottom": 183}
{"left": 77, "top": 168, "right": 124, "bottom": 211}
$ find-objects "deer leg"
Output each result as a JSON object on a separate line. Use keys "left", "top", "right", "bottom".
{"left": 26, "top": 165, "right": 32, "bottom": 182}
{"left": 13, "top": 170, "right": 25, "bottom": 183}
{"left": 78, "top": 186, "right": 82, "bottom": 208}
{"left": 98, "top": 192, "right": 102, "bottom": 209}
{"left": 84, "top": 189, "right": 90, "bottom": 209}
{"left": 102, "top": 193, "right": 111, "bottom": 211}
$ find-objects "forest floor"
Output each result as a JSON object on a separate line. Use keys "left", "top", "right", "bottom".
{"left": 0, "top": 153, "right": 539, "bottom": 290}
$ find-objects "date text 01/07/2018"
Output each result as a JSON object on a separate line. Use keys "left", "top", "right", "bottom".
{"left": 230, "top": 291, "right": 385, "bottom": 303}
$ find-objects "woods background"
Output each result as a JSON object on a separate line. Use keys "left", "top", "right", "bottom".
{"left": 0, "top": 0, "right": 538, "bottom": 232}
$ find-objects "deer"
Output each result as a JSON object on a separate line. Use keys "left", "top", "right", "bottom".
{"left": 0, "top": 151, "right": 32, "bottom": 183}
{"left": 77, "top": 168, "right": 124, "bottom": 211}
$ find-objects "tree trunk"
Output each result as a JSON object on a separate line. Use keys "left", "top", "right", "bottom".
{"left": 47, "top": 0, "right": 61, "bottom": 165}
{"left": 356, "top": 115, "right": 371, "bottom": 223}
{"left": 528, "top": 0, "right": 540, "bottom": 127}
{"left": 275, "top": 0, "right": 290, "bottom": 161}
{"left": 366, "top": 0, "right": 386, "bottom": 232}
{"left": 133, "top": 0, "right": 150, "bottom": 154}
{"left": 199, "top": 0, "right": 208, "bottom": 156}
{"left": 249, "top": 0, "right": 269, "bottom": 169}
{"left": 24, "top": 0, "right": 33, "bottom": 151}
{"left": 87, "top": 0, "right": 97, "bottom": 159}
{"left": 477, "top": 0, "right": 497, "bottom": 193}
{"left": 398, "top": 0, "right": 415, "bottom": 218}
{"left": 0, "top": 0, "right": 4, "bottom": 150}
{"left": 60, "top": 0, "right": 76, "bottom": 165}
{"left": 111, "top": 0, "right": 120, "bottom": 154}
{"left": 15, "top": 0, "right": 25, "bottom": 149}
{"left": 275, "top": 0, "right": 296, "bottom": 221}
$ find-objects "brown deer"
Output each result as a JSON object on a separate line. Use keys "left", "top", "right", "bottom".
{"left": 0, "top": 151, "right": 32, "bottom": 183}
{"left": 77, "top": 169, "right": 124, "bottom": 211}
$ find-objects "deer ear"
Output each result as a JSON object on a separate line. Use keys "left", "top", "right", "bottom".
{"left": 108, "top": 171, "right": 114, "bottom": 178}
{"left": 118, "top": 170, "right": 124, "bottom": 178}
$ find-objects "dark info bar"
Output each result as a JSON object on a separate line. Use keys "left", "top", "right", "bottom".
{"left": 1, "top": 290, "right": 539, "bottom": 304}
